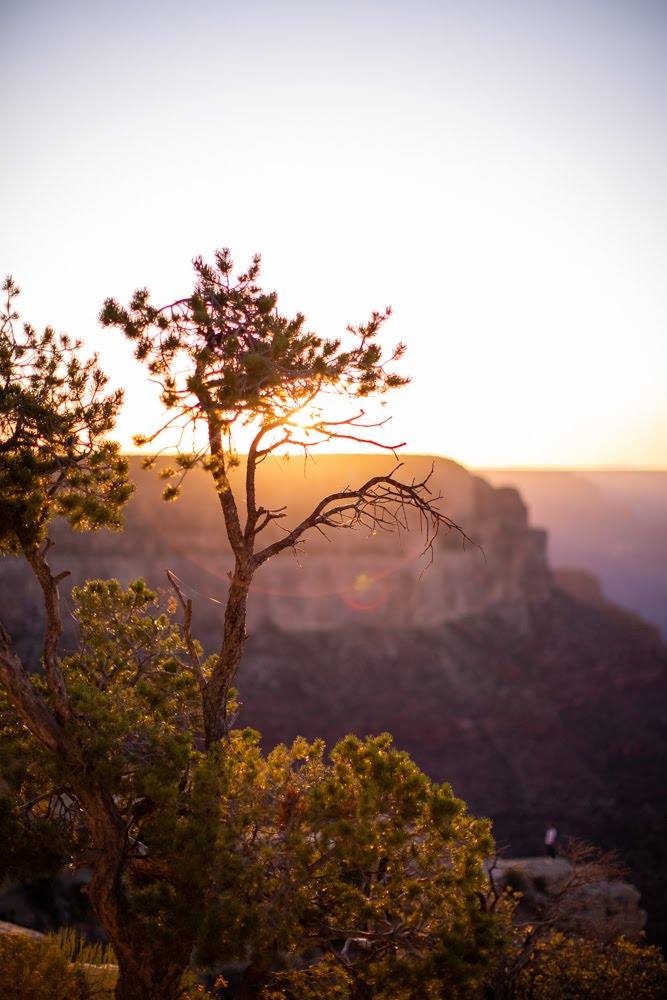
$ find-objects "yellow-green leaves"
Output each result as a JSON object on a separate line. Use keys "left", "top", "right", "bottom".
{"left": 100, "top": 249, "right": 408, "bottom": 501}
{"left": 64, "top": 579, "right": 200, "bottom": 800}
{"left": 192, "top": 730, "right": 497, "bottom": 996}
{"left": 0, "top": 277, "right": 132, "bottom": 554}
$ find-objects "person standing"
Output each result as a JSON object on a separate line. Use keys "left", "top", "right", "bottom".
{"left": 544, "top": 822, "right": 558, "bottom": 859}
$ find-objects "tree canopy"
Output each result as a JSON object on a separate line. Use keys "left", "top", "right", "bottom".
{"left": 0, "top": 276, "right": 131, "bottom": 555}
{"left": 101, "top": 251, "right": 467, "bottom": 746}
{"left": 100, "top": 249, "right": 408, "bottom": 500}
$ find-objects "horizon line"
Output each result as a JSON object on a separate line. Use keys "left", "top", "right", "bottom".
{"left": 119, "top": 451, "right": 667, "bottom": 474}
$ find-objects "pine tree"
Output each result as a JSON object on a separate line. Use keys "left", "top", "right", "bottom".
{"left": 101, "top": 250, "right": 468, "bottom": 745}
{"left": 1, "top": 260, "right": 490, "bottom": 999}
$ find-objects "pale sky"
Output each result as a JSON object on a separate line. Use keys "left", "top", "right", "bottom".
{"left": 3, "top": 0, "right": 666, "bottom": 468}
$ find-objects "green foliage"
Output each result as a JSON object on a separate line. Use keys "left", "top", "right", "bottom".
{"left": 205, "top": 732, "right": 498, "bottom": 998}
{"left": 0, "top": 930, "right": 113, "bottom": 1000}
{"left": 0, "top": 689, "right": 70, "bottom": 881}
{"left": 63, "top": 578, "right": 200, "bottom": 796}
{"left": 513, "top": 931, "right": 667, "bottom": 999}
{"left": 1, "top": 581, "right": 496, "bottom": 996}
{"left": 0, "top": 276, "right": 132, "bottom": 554}
{"left": 100, "top": 250, "right": 408, "bottom": 499}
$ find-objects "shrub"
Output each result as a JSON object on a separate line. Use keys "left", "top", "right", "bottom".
{"left": 0, "top": 931, "right": 91, "bottom": 999}
{"left": 515, "top": 932, "right": 667, "bottom": 999}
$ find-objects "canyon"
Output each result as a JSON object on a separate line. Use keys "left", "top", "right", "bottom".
{"left": 1, "top": 455, "right": 666, "bottom": 943}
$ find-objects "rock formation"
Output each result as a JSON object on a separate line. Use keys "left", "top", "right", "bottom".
{"left": 489, "top": 857, "right": 646, "bottom": 942}
{"left": 1, "top": 455, "right": 552, "bottom": 657}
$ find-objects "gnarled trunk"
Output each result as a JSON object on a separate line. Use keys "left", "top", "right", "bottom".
{"left": 114, "top": 950, "right": 188, "bottom": 1000}
{"left": 80, "top": 788, "right": 191, "bottom": 1000}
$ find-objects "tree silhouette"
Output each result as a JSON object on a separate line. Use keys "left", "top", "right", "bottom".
{"left": 0, "top": 275, "right": 131, "bottom": 738}
{"left": 102, "top": 249, "right": 468, "bottom": 744}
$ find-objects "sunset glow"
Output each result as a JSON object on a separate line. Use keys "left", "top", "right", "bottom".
{"left": 3, "top": 0, "right": 666, "bottom": 468}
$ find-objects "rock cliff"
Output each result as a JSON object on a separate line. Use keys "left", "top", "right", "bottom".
{"left": 1, "top": 455, "right": 551, "bottom": 657}
{"left": 489, "top": 857, "right": 646, "bottom": 941}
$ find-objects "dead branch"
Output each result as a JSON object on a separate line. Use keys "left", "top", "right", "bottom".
{"left": 165, "top": 570, "right": 206, "bottom": 696}
{"left": 253, "top": 464, "right": 473, "bottom": 569}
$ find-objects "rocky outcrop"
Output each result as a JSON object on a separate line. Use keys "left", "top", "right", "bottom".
{"left": 489, "top": 857, "right": 646, "bottom": 941}
{"left": 0, "top": 918, "right": 45, "bottom": 941}
{"left": 480, "top": 468, "right": 667, "bottom": 640}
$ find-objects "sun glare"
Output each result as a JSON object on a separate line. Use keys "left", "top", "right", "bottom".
{"left": 4, "top": 1, "right": 666, "bottom": 468}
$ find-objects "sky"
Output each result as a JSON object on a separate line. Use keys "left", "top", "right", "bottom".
{"left": 2, "top": 0, "right": 666, "bottom": 468}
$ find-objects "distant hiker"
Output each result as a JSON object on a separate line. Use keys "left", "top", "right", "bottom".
{"left": 544, "top": 823, "right": 558, "bottom": 859}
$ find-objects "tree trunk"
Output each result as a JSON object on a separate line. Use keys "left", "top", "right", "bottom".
{"left": 101, "top": 896, "right": 190, "bottom": 1000}
{"left": 114, "top": 951, "right": 187, "bottom": 1000}
{"left": 88, "top": 859, "right": 190, "bottom": 1000}
{"left": 204, "top": 568, "right": 251, "bottom": 745}
{"left": 78, "top": 789, "right": 191, "bottom": 1000}
{"left": 88, "top": 876, "right": 191, "bottom": 1000}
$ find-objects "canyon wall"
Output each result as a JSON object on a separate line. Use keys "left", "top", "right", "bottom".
{"left": 1, "top": 455, "right": 552, "bottom": 654}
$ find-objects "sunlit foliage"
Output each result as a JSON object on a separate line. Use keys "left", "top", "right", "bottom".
{"left": 512, "top": 931, "right": 667, "bottom": 999}
{"left": 0, "top": 580, "right": 497, "bottom": 997}
{"left": 100, "top": 250, "right": 407, "bottom": 499}
{"left": 0, "top": 277, "right": 132, "bottom": 554}
{"left": 199, "top": 731, "right": 497, "bottom": 997}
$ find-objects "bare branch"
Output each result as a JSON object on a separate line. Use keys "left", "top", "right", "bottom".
{"left": 253, "top": 464, "right": 474, "bottom": 569}
{"left": 253, "top": 505, "right": 288, "bottom": 536}
{"left": 244, "top": 385, "right": 322, "bottom": 540}
{"left": 165, "top": 570, "right": 206, "bottom": 697}
{"left": 0, "top": 622, "right": 66, "bottom": 754}
{"left": 25, "top": 540, "right": 70, "bottom": 723}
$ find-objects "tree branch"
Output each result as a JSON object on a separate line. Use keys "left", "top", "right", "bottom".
{"left": 165, "top": 570, "right": 206, "bottom": 697}
{"left": 25, "top": 539, "right": 71, "bottom": 723}
{"left": 0, "top": 622, "right": 66, "bottom": 754}
{"left": 244, "top": 387, "right": 322, "bottom": 542}
{"left": 253, "top": 465, "right": 472, "bottom": 568}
